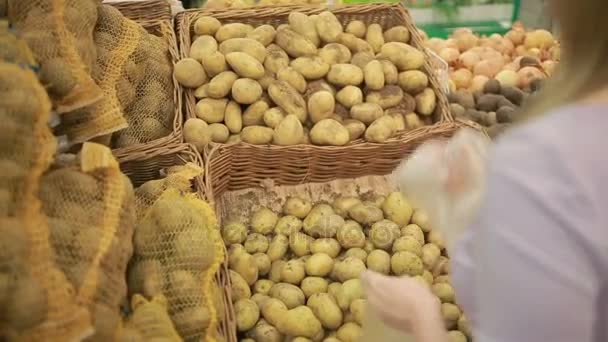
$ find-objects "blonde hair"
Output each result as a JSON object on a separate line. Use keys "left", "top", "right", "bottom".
{"left": 517, "top": 0, "right": 608, "bottom": 122}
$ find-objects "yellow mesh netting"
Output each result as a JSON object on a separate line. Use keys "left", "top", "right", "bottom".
{"left": 0, "top": 58, "right": 91, "bottom": 340}
{"left": 117, "top": 294, "right": 182, "bottom": 342}
{"left": 7, "top": 0, "right": 103, "bottom": 113}
{"left": 38, "top": 143, "right": 136, "bottom": 341}
{"left": 128, "top": 166, "right": 225, "bottom": 342}
{"left": 0, "top": 20, "right": 36, "bottom": 66}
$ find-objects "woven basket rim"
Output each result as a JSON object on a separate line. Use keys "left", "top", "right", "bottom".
{"left": 175, "top": 2, "right": 453, "bottom": 148}
{"left": 104, "top": 0, "right": 172, "bottom": 24}
{"left": 110, "top": 18, "right": 183, "bottom": 160}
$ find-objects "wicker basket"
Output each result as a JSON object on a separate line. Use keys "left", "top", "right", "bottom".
{"left": 104, "top": 0, "right": 172, "bottom": 27}
{"left": 109, "top": 19, "right": 183, "bottom": 160}
{"left": 119, "top": 143, "right": 236, "bottom": 342}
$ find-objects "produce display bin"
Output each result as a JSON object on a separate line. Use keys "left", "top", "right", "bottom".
{"left": 119, "top": 143, "right": 236, "bottom": 342}
{"left": 176, "top": 3, "right": 452, "bottom": 194}
{"left": 105, "top": 3, "right": 184, "bottom": 161}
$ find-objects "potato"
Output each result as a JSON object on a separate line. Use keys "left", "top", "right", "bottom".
{"left": 433, "top": 256, "right": 450, "bottom": 276}
{"left": 344, "top": 248, "right": 367, "bottom": 263}
{"left": 381, "top": 42, "right": 425, "bottom": 71}
{"left": 219, "top": 101, "right": 242, "bottom": 134}
{"left": 249, "top": 323, "right": 284, "bottom": 342}
{"left": 343, "top": 20, "right": 365, "bottom": 38}
{"left": 365, "top": 24, "right": 384, "bottom": 53}
{"left": 310, "top": 238, "right": 341, "bottom": 259}
{"left": 434, "top": 275, "right": 451, "bottom": 285}
{"left": 380, "top": 192, "right": 413, "bottom": 226}
{"left": 194, "top": 16, "right": 221, "bottom": 36}
{"left": 366, "top": 249, "right": 390, "bottom": 274}
{"left": 309, "top": 119, "right": 350, "bottom": 146}
{"left": 331, "top": 197, "right": 360, "bottom": 218}
{"left": 350, "top": 51, "right": 375, "bottom": 69}
{"left": 415, "top": 88, "right": 436, "bottom": 116}
{"left": 228, "top": 244, "right": 246, "bottom": 266}
{"left": 392, "top": 236, "right": 422, "bottom": 256}
{"left": 349, "top": 103, "right": 382, "bottom": 125}
{"left": 183, "top": 118, "right": 211, "bottom": 151}
{"left": 247, "top": 25, "right": 276, "bottom": 46}
{"left": 242, "top": 100, "right": 269, "bottom": 126}
{"left": 230, "top": 270, "right": 252, "bottom": 301}
{"left": 251, "top": 293, "right": 270, "bottom": 309}
{"left": 335, "top": 86, "right": 363, "bottom": 109}
{"left": 261, "top": 298, "right": 288, "bottom": 326}
{"left": 208, "top": 123, "right": 230, "bottom": 143}
{"left": 222, "top": 221, "right": 247, "bottom": 245}
{"left": 363, "top": 60, "right": 385, "bottom": 90}
{"left": 268, "top": 81, "right": 307, "bottom": 123}
{"left": 232, "top": 252, "right": 259, "bottom": 285}
{"left": 364, "top": 115, "right": 395, "bottom": 143}
{"left": 432, "top": 282, "right": 456, "bottom": 303}
{"left": 411, "top": 209, "right": 431, "bottom": 232}
{"left": 269, "top": 260, "right": 287, "bottom": 283}
{"left": 315, "top": 11, "right": 343, "bottom": 43}
{"left": 254, "top": 279, "right": 274, "bottom": 296}
{"left": 275, "top": 27, "right": 318, "bottom": 58}
{"left": 367, "top": 219, "right": 398, "bottom": 250}
{"left": 273, "top": 114, "right": 305, "bottom": 146}
{"left": 341, "top": 119, "right": 365, "bottom": 141}
{"left": 208, "top": 71, "right": 238, "bottom": 98}
{"left": 291, "top": 56, "right": 330, "bottom": 80}
{"left": 308, "top": 293, "right": 343, "bottom": 329}
{"left": 264, "top": 107, "right": 286, "bottom": 128}
{"left": 380, "top": 59, "right": 399, "bottom": 85}
{"left": 231, "top": 78, "right": 263, "bottom": 104}
{"left": 240, "top": 126, "right": 273, "bottom": 145}
{"left": 193, "top": 83, "right": 210, "bottom": 99}
{"left": 334, "top": 257, "right": 366, "bottom": 282}
{"left": 244, "top": 233, "right": 269, "bottom": 254}
{"left": 326, "top": 64, "right": 363, "bottom": 86}
{"left": 289, "top": 12, "right": 320, "bottom": 47}
{"left": 250, "top": 207, "right": 278, "bottom": 234}
{"left": 305, "top": 253, "right": 334, "bottom": 277}
{"left": 277, "top": 306, "right": 323, "bottom": 338}
{"left": 391, "top": 251, "right": 424, "bottom": 276}
{"left": 448, "top": 330, "right": 467, "bottom": 342}
{"left": 172, "top": 306, "right": 210, "bottom": 335}
{"left": 458, "top": 315, "right": 472, "bottom": 339}
{"left": 281, "top": 260, "right": 306, "bottom": 285}
{"left": 174, "top": 58, "right": 207, "bottom": 88}
{"left": 284, "top": 197, "right": 313, "bottom": 219}
{"left": 273, "top": 216, "right": 301, "bottom": 237}
{"left": 319, "top": 43, "right": 352, "bottom": 65}
{"left": 301, "top": 277, "right": 328, "bottom": 298}
{"left": 226, "top": 52, "right": 265, "bottom": 79}
{"left": 303, "top": 204, "right": 333, "bottom": 232}
{"left": 277, "top": 67, "right": 307, "bottom": 93}
{"left": 338, "top": 33, "right": 373, "bottom": 54}
{"left": 397, "top": 70, "right": 429, "bottom": 95}
{"left": 442, "top": 303, "right": 461, "bottom": 329}
{"left": 235, "top": 299, "right": 260, "bottom": 331}
{"left": 382, "top": 25, "right": 409, "bottom": 43}
{"left": 270, "top": 283, "right": 306, "bottom": 309}
{"left": 215, "top": 23, "right": 254, "bottom": 42}
{"left": 190, "top": 35, "right": 218, "bottom": 62}
{"left": 290, "top": 232, "right": 314, "bottom": 257}
{"left": 427, "top": 230, "right": 445, "bottom": 250}
{"left": 366, "top": 85, "right": 404, "bottom": 109}
{"left": 336, "top": 221, "right": 365, "bottom": 249}
{"left": 401, "top": 224, "right": 424, "bottom": 245}
{"left": 422, "top": 243, "right": 441, "bottom": 270}
{"left": 348, "top": 203, "right": 383, "bottom": 225}
{"left": 264, "top": 44, "right": 290, "bottom": 75}
{"left": 404, "top": 112, "right": 424, "bottom": 130}
{"left": 336, "top": 322, "right": 362, "bottom": 342}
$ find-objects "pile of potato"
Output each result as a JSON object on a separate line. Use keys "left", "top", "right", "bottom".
{"left": 128, "top": 168, "right": 225, "bottom": 341}
{"left": 222, "top": 192, "right": 471, "bottom": 341}
{"left": 177, "top": 11, "right": 438, "bottom": 150}
{"left": 203, "top": 0, "right": 331, "bottom": 8}
{"left": 449, "top": 76, "right": 542, "bottom": 138}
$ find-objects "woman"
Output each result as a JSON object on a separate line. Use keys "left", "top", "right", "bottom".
{"left": 363, "top": 0, "right": 608, "bottom": 340}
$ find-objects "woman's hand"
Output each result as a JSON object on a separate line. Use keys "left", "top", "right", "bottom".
{"left": 362, "top": 271, "right": 444, "bottom": 334}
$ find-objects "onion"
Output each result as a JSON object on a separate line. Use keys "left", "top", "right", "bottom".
{"left": 473, "top": 60, "right": 497, "bottom": 78}
{"left": 455, "top": 33, "right": 479, "bottom": 52}
{"left": 518, "top": 66, "right": 545, "bottom": 89}
{"left": 526, "top": 48, "right": 542, "bottom": 59}
{"left": 458, "top": 50, "right": 481, "bottom": 69}
{"left": 453, "top": 27, "right": 474, "bottom": 37}
{"left": 497, "top": 39, "right": 515, "bottom": 55}
{"left": 490, "top": 33, "right": 503, "bottom": 43}
{"left": 505, "top": 29, "right": 525, "bottom": 45}
{"left": 495, "top": 70, "right": 519, "bottom": 87}
{"left": 444, "top": 38, "right": 459, "bottom": 50}
{"left": 515, "top": 45, "right": 527, "bottom": 56}
{"left": 524, "top": 29, "right": 555, "bottom": 49}
{"left": 487, "top": 56, "right": 505, "bottom": 73}
{"left": 542, "top": 60, "right": 557, "bottom": 76}
{"left": 549, "top": 45, "right": 561, "bottom": 61}
{"left": 451, "top": 68, "right": 473, "bottom": 89}
{"left": 427, "top": 38, "right": 445, "bottom": 54}
{"left": 448, "top": 79, "right": 457, "bottom": 93}
{"left": 470, "top": 75, "right": 489, "bottom": 93}
{"left": 503, "top": 61, "right": 520, "bottom": 72}
{"left": 439, "top": 47, "right": 460, "bottom": 65}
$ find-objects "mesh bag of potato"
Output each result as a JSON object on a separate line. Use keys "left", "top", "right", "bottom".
{"left": 38, "top": 143, "right": 137, "bottom": 341}
{"left": 7, "top": 0, "right": 103, "bottom": 113}
{"left": 58, "top": 5, "right": 175, "bottom": 147}
{"left": 0, "top": 60, "right": 91, "bottom": 341}
{"left": 117, "top": 294, "right": 182, "bottom": 342}
{"left": 128, "top": 166, "right": 225, "bottom": 342}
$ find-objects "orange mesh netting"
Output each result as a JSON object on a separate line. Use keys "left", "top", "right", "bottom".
{"left": 128, "top": 165, "right": 225, "bottom": 342}
{"left": 7, "top": 0, "right": 103, "bottom": 113}
{"left": 38, "top": 143, "right": 136, "bottom": 341}
{"left": 0, "top": 56, "right": 91, "bottom": 340}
